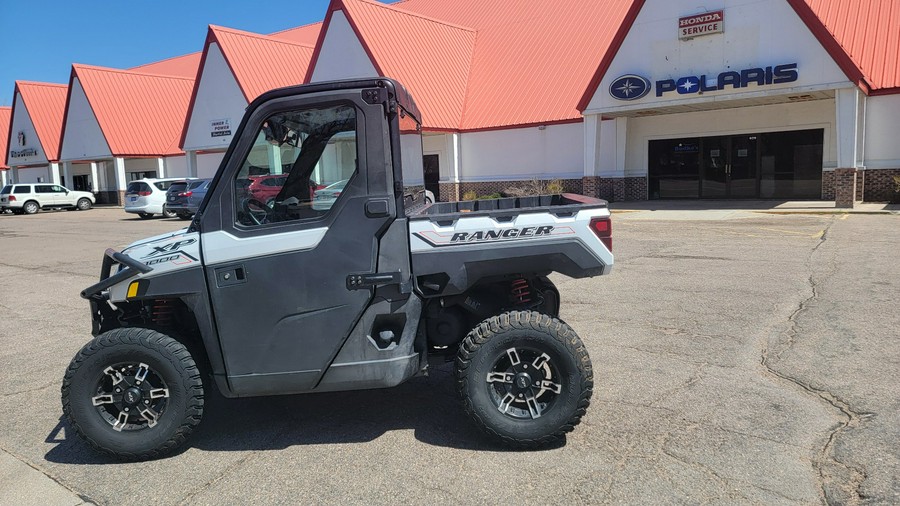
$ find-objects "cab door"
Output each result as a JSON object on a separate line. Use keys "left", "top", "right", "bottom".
{"left": 199, "top": 89, "right": 398, "bottom": 396}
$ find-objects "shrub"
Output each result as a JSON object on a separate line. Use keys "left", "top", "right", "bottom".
{"left": 891, "top": 175, "right": 900, "bottom": 204}
{"left": 477, "top": 192, "right": 502, "bottom": 200}
{"left": 462, "top": 190, "right": 478, "bottom": 201}
{"left": 545, "top": 179, "right": 564, "bottom": 194}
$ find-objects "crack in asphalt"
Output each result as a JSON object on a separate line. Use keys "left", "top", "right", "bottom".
{"left": 759, "top": 217, "right": 872, "bottom": 505}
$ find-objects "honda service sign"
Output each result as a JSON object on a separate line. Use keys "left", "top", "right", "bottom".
{"left": 679, "top": 10, "right": 724, "bottom": 40}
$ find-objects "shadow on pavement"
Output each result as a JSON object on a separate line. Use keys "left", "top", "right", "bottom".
{"left": 44, "top": 364, "right": 564, "bottom": 464}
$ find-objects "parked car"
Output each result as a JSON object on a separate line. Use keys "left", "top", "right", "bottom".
{"left": 165, "top": 179, "right": 210, "bottom": 220}
{"left": 124, "top": 178, "right": 192, "bottom": 219}
{"left": 247, "top": 174, "right": 288, "bottom": 206}
{"left": 311, "top": 179, "right": 349, "bottom": 210}
{"left": 0, "top": 183, "right": 94, "bottom": 214}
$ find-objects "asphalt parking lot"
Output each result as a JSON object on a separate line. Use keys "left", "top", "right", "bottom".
{"left": 0, "top": 206, "right": 897, "bottom": 505}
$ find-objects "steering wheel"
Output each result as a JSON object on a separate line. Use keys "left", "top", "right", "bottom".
{"left": 241, "top": 198, "right": 272, "bottom": 225}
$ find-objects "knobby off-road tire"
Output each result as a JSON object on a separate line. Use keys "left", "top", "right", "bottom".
{"left": 61, "top": 327, "right": 204, "bottom": 460}
{"left": 456, "top": 311, "right": 593, "bottom": 448}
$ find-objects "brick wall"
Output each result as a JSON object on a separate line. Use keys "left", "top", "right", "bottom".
{"left": 861, "top": 168, "right": 900, "bottom": 202}
{"left": 823, "top": 168, "right": 899, "bottom": 202}
{"left": 822, "top": 170, "right": 835, "bottom": 200}
{"left": 625, "top": 177, "right": 648, "bottom": 201}
{"left": 437, "top": 182, "right": 460, "bottom": 202}
{"left": 832, "top": 168, "right": 857, "bottom": 208}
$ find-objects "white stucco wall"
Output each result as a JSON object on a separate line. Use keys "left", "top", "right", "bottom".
{"left": 60, "top": 78, "right": 112, "bottom": 161}
{"left": 585, "top": 0, "right": 852, "bottom": 115}
{"left": 458, "top": 122, "right": 584, "bottom": 181}
{"left": 603, "top": 99, "right": 837, "bottom": 177}
{"left": 7, "top": 93, "right": 49, "bottom": 167}
{"left": 864, "top": 94, "right": 900, "bottom": 169}
{"left": 182, "top": 43, "right": 249, "bottom": 152}
{"left": 309, "top": 10, "right": 379, "bottom": 82}
{"left": 164, "top": 155, "right": 190, "bottom": 178}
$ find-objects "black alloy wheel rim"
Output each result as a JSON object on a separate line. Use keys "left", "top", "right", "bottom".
{"left": 485, "top": 346, "right": 563, "bottom": 420}
{"left": 91, "top": 362, "right": 170, "bottom": 432}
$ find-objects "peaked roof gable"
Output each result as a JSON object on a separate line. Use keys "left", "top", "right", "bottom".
{"left": 269, "top": 21, "right": 323, "bottom": 45}
{"left": 0, "top": 107, "right": 10, "bottom": 169}
{"left": 10, "top": 81, "right": 68, "bottom": 162}
{"left": 323, "top": 0, "right": 477, "bottom": 130}
{"left": 579, "top": 0, "right": 900, "bottom": 109}
{"left": 63, "top": 65, "right": 194, "bottom": 157}
{"left": 210, "top": 25, "right": 315, "bottom": 102}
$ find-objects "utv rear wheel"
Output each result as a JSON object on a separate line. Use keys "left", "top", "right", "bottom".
{"left": 61, "top": 328, "right": 204, "bottom": 460}
{"left": 456, "top": 311, "right": 592, "bottom": 448}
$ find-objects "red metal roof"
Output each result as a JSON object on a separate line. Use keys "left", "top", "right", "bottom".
{"left": 800, "top": 0, "right": 900, "bottom": 93}
{"left": 10, "top": 82, "right": 69, "bottom": 163}
{"left": 130, "top": 52, "right": 202, "bottom": 78}
{"left": 0, "top": 107, "right": 11, "bottom": 169}
{"left": 209, "top": 26, "right": 315, "bottom": 102}
{"left": 310, "top": 0, "right": 634, "bottom": 131}
{"left": 64, "top": 65, "right": 194, "bottom": 157}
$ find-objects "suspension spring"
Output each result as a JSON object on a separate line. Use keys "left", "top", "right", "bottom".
{"left": 151, "top": 299, "right": 176, "bottom": 327}
{"left": 510, "top": 278, "right": 532, "bottom": 305}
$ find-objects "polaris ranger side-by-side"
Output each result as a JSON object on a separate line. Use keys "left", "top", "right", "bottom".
{"left": 64, "top": 79, "right": 614, "bottom": 459}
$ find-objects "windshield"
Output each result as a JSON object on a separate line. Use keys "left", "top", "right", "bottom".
{"left": 0, "top": 186, "right": 10, "bottom": 195}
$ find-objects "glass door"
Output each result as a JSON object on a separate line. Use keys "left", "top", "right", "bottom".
{"left": 701, "top": 137, "right": 728, "bottom": 198}
{"left": 729, "top": 135, "right": 758, "bottom": 198}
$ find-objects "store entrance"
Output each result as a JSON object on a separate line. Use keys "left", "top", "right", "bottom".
{"left": 701, "top": 135, "right": 758, "bottom": 198}
{"left": 649, "top": 129, "right": 823, "bottom": 199}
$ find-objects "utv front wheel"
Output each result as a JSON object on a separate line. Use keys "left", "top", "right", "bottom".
{"left": 61, "top": 328, "right": 204, "bottom": 460}
{"left": 456, "top": 311, "right": 592, "bottom": 448}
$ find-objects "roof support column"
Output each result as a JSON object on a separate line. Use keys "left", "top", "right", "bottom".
{"left": 157, "top": 157, "right": 166, "bottom": 179}
{"left": 11, "top": 167, "right": 19, "bottom": 184}
{"left": 834, "top": 88, "right": 866, "bottom": 207}
{"left": 186, "top": 151, "right": 198, "bottom": 178}
{"left": 1, "top": 170, "right": 7, "bottom": 187}
{"left": 62, "top": 162, "right": 72, "bottom": 188}
{"left": 50, "top": 162, "right": 61, "bottom": 185}
{"left": 90, "top": 162, "right": 99, "bottom": 194}
{"left": 267, "top": 145, "right": 283, "bottom": 175}
{"left": 439, "top": 133, "right": 461, "bottom": 202}
{"left": 582, "top": 114, "right": 600, "bottom": 198}
{"left": 114, "top": 157, "right": 127, "bottom": 205}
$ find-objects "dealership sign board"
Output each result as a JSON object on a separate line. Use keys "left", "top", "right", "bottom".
{"left": 609, "top": 63, "right": 799, "bottom": 101}
{"left": 210, "top": 118, "right": 232, "bottom": 138}
{"left": 679, "top": 10, "right": 724, "bottom": 40}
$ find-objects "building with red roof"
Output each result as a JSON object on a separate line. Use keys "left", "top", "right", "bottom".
{"left": 579, "top": 0, "right": 900, "bottom": 205}
{"left": 4, "top": 82, "right": 68, "bottom": 187}
{"left": 180, "top": 23, "right": 320, "bottom": 178}
{"left": 58, "top": 64, "right": 195, "bottom": 204}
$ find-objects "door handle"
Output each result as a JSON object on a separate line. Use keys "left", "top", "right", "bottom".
{"left": 365, "top": 199, "right": 390, "bottom": 218}
{"left": 215, "top": 265, "right": 246, "bottom": 287}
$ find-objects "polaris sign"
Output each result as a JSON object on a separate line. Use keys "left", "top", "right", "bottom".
{"left": 609, "top": 75, "right": 652, "bottom": 101}
{"left": 656, "top": 63, "right": 799, "bottom": 97}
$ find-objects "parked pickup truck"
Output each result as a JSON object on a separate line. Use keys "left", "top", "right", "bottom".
{"left": 64, "top": 78, "right": 613, "bottom": 460}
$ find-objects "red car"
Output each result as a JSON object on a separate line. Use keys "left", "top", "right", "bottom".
{"left": 248, "top": 174, "right": 325, "bottom": 205}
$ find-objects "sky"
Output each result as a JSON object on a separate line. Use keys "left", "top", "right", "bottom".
{"left": 0, "top": 0, "right": 375, "bottom": 106}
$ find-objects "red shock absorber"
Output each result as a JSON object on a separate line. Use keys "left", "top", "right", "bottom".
{"left": 151, "top": 299, "right": 176, "bottom": 327}
{"left": 510, "top": 278, "right": 532, "bottom": 305}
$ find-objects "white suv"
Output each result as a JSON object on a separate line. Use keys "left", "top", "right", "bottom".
{"left": 124, "top": 178, "right": 193, "bottom": 219}
{"left": 0, "top": 183, "right": 95, "bottom": 214}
